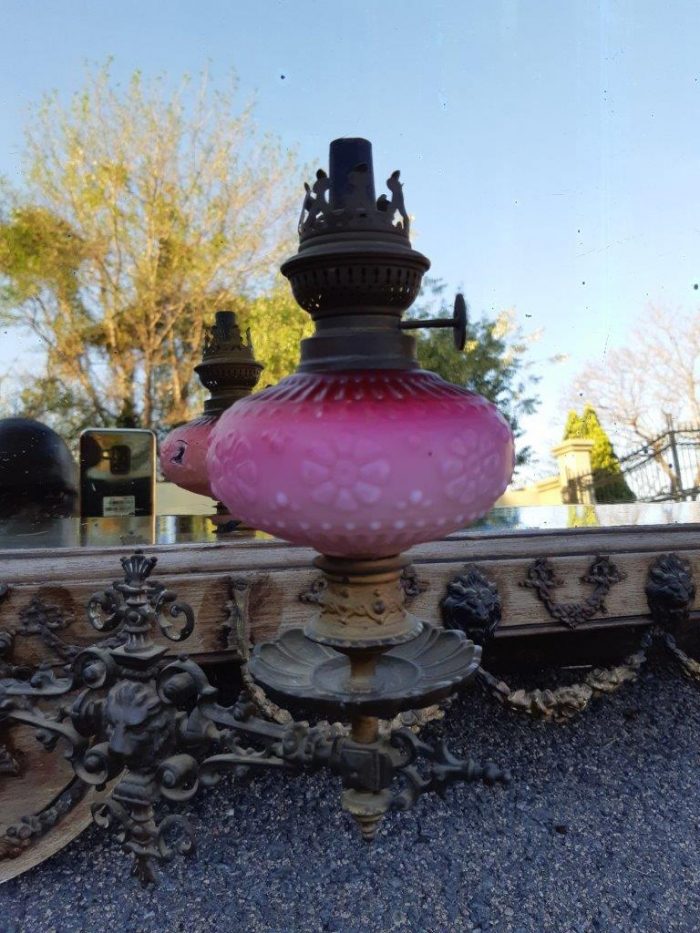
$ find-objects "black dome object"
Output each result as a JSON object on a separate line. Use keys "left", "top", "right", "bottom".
{"left": 0, "top": 418, "right": 78, "bottom": 518}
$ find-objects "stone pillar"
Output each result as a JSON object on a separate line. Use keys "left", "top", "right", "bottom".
{"left": 551, "top": 439, "right": 595, "bottom": 504}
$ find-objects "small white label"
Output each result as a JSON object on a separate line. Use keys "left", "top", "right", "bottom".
{"left": 102, "top": 495, "right": 136, "bottom": 517}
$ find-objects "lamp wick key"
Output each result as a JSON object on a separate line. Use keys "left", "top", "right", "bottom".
{"left": 400, "top": 292, "right": 467, "bottom": 351}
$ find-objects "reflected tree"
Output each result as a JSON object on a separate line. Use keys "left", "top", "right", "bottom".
{"left": 0, "top": 64, "right": 305, "bottom": 435}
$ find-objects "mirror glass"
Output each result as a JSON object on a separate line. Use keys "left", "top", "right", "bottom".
{"left": 0, "top": 503, "right": 698, "bottom": 551}
{"left": 0, "top": 4, "right": 697, "bottom": 549}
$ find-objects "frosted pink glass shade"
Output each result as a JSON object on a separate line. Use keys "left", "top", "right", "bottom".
{"left": 207, "top": 370, "right": 514, "bottom": 558}
{"left": 160, "top": 415, "right": 218, "bottom": 499}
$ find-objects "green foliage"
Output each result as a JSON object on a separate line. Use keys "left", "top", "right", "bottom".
{"left": 566, "top": 505, "right": 600, "bottom": 528}
{"left": 0, "top": 206, "right": 85, "bottom": 307}
{"left": 563, "top": 404, "right": 636, "bottom": 503}
{"left": 13, "top": 376, "right": 95, "bottom": 439}
{"left": 232, "top": 285, "right": 313, "bottom": 389}
{"left": 411, "top": 279, "right": 547, "bottom": 468}
{"left": 0, "top": 63, "right": 304, "bottom": 435}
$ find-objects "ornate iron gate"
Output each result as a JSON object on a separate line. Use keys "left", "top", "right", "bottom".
{"left": 572, "top": 425, "right": 700, "bottom": 504}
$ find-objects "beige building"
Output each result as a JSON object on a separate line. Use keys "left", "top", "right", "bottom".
{"left": 496, "top": 438, "right": 595, "bottom": 508}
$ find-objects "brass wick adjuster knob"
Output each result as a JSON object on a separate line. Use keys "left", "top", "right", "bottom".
{"left": 400, "top": 293, "right": 467, "bottom": 351}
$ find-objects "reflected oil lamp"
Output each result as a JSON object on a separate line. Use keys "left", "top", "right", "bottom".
{"left": 160, "top": 311, "right": 263, "bottom": 531}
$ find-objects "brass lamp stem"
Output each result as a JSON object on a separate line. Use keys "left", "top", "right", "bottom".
{"left": 350, "top": 715, "right": 379, "bottom": 744}
{"left": 347, "top": 652, "right": 378, "bottom": 692}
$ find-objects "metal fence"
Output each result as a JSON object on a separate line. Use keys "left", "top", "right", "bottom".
{"left": 569, "top": 425, "right": 700, "bottom": 504}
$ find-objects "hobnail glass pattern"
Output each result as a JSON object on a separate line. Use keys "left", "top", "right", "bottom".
{"left": 160, "top": 415, "right": 218, "bottom": 499}
{"left": 207, "top": 369, "right": 514, "bottom": 558}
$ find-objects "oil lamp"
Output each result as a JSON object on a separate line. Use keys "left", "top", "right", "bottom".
{"left": 208, "top": 137, "right": 514, "bottom": 837}
{"left": 160, "top": 311, "right": 262, "bottom": 529}
{"left": 0, "top": 142, "right": 514, "bottom": 883}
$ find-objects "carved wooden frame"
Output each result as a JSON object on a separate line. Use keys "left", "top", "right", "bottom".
{"left": 0, "top": 522, "right": 698, "bottom": 880}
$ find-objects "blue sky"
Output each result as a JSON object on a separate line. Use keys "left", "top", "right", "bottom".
{"left": 1, "top": 0, "right": 698, "bottom": 477}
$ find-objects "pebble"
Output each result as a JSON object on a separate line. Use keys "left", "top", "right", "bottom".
{"left": 2, "top": 664, "right": 700, "bottom": 932}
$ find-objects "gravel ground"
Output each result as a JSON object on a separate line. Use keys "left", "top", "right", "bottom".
{"left": 3, "top": 660, "right": 700, "bottom": 933}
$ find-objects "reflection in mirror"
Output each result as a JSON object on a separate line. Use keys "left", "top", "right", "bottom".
{"left": 0, "top": 418, "right": 78, "bottom": 549}
{"left": 0, "top": 504, "right": 698, "bottom": 551}
{"left": 79, "top": 428, "right": 156, "bottom": 520}
{"left": 0, "top": 6, "right": 698, "bottom": 551}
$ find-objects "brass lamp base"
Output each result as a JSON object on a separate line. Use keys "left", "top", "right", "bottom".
{"left": 248, "top": 624, "right": 481, "bottom": 718}
{"left": 304, "top": 555, "right": 422, "bottom": 649}
{"left": 0, "top": 548, "right": 509, "bottom": 883}
{"left": 248, "top": 552, "right": 506, "bottom": 840}
{"left": 251, "top": 553, "right": 481, "bottom": 714}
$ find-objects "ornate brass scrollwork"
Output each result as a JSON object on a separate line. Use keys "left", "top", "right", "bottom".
{"left": 520, "top": 555, "right": 625, "bottom": 629}
{"left": 0, "top": 550, "right": 507, "bottom": 883}
{"left": 440, "top": 554, "right": 699, "bottom": 723}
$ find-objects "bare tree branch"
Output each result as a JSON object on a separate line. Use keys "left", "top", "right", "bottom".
{"left": 571, "top": 305, "right": 700, "bottom": 452}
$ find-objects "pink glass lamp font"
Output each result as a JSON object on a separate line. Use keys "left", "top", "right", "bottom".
{"left": 208, "top": 369, "right": 514, "bottom": 558}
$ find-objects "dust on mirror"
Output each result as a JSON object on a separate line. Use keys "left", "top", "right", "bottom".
{"left": 0, "top": 6, "right": 698, "bottom": 550}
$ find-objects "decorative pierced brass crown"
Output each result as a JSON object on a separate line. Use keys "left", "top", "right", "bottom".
{"left": 195, "top": 310, "right": 263, "bottom": 413}
{"left": 299, "top": 166, "right": 411, "bottom": 241}
{"left": 281, "top": 138, "right": 430, "bottom": 372}
{"left": 202, "top": 310, "right": 250, "bottom": 357}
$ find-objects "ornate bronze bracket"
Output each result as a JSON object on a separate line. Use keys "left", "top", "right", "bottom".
{"left": 0, "top": 550, "right": 509, "bottom": 884}
{"left": 0, "top": 593, "right": 125, "bottom": 786}
{"left": 520, "top": 555, "right": 625, "bottom": 629}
